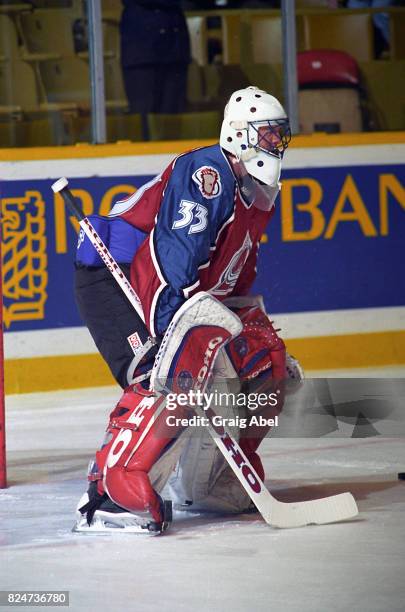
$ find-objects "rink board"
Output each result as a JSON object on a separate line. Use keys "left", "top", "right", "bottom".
{"left": 1, "top": 133, "right": 404, "bottom": 393}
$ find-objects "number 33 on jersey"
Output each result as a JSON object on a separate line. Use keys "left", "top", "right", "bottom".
{"left": 172, "top": 200, "right": 208, "bottom": 234}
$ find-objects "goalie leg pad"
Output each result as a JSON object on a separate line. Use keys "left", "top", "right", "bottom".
{"left": 92, "top": 384, "right": 186, "bottom": 523}
{"left": 80, "top": 293, "right": 244, "bottom": 527}
{"left": 151, "top": 291, "right": 243, "bottom": 396}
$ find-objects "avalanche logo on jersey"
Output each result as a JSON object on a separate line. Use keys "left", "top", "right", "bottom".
{"left": 211, "top": 232, "right": 253, "bottom": 296}
{"left": 192, "top": 166, "right": 222, "bottom": 199}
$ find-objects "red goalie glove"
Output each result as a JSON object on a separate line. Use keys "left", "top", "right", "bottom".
{"left": 226, "top": 305, "right": 287, "bottom": 381}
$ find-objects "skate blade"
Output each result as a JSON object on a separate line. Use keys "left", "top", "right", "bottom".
{"left": 72, "top": 512, "right": 163, "bottom": 536}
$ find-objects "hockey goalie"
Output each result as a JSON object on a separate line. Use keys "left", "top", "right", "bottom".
{"left": 73, "top": 87, "right": 304, "bottom": 534}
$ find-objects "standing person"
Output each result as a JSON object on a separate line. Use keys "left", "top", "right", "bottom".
{"left": 346, "top": 0, "right": 393, "bottom": 56}
{"left": 73, "top": 86, "right": 301, "bottom": 534}
{"left": 120, "top": 0, "right": 191, "bottom": 137}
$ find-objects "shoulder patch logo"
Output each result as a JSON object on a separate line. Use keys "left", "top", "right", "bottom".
{"left": 192, "top": 166, "right": 222, "bottom": 199}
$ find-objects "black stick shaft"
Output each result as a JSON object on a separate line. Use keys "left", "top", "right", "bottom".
{"left": 52, "top": 177, "right": 147, "bottom": 324}
{"left": 58, "top": 187, "right": 85, "bottom": 221}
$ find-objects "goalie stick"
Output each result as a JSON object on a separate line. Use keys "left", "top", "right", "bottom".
{"left": 51, "top": 177, "right": 156, "bottom": 375}
{"left": 52, "top": 177, "right": 359, "bottom": 529}
{"left": 192, "top": 403, "right": 357, "bottom": 527}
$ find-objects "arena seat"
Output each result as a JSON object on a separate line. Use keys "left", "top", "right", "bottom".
{"left": 101, "top": 0, "right": 122, "bottom": 22}
{"left": 0, "top": 2, "right": 31, "bottom": 11}
{"left": 38, "top": 57, "right": 125, "bottom": 112}
{"left": 28, "top": 1, "right": 73, "bottom": 7}
{"left": 0, "top": 57, "right": 81, "bottom": 146}
{"left": 0, "top": 60, "right": 40, "bottom": 113}
{"left": 246, "top": 16, "right": 305, "bottom": 64}
{"left": 299, "top": 88, "right": 363, "bottom": 133}
{"left": 20, "top": 9, "right": 77, "bottom": 57}
{"left": 0, "top": 13, "right": 20, "bottom": 61}
{"left": 106, "top": 113, "right": 142, "bottom": 142}
{"left": 249, "top": 16, "right": 284, "bottom": 64}
{"left": 69, "top": 113, "right": 142, "bottom": 144}
{"left": 221, "top": 13, "right": 242, "bottom": 65}
{"left": 240, "top": 63, "right": 283, "bottom": 104}
{"left": 39, "top": 57, "right": 88, "bottom": 106}
{"left": 201, "top": 64, "right": 250, "bottom": 109}
{"left": 0, "top": 119, "right": 20, "bottom": 147}
{"left": 391, "top": 13, "right": 405, "bottom": 60}
{"left": 147, "top": 111, "right": 221, "bottom": 141}
{"left": 301, "top": 13, "right": 374, "bottom": 62}
{"left": 358, "top": 60, "right": 405, "bottom": 130}
{"left": 296, "top": 0, "right": 330, "bottom": 6}
{"left": 186, "top": 60, "right": 205, "bottom": 109}
{"left": 297, "top": 50, "right": 364, "bottom": 133}
{"left": 22, "top": 8, "right": 121, "bottom": 61}
{"left": 68, "top": 114, "right": 90, "bottom": 143}
{"left": 0, "top": 112, "right": 73, "bottom": 147}
{"left": 221, "top": 13, "right": 305, "bottom": 66}
{"left": 20, "top": 115, "right": 70, "bottom": 146}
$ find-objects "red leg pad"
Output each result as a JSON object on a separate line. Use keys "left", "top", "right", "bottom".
{"left": 92, "top": 384, "right": 185, "bottom": 522}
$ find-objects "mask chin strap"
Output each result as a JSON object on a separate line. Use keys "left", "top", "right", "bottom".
{"left": 252, "top": 181, "right": 279, "bottom": 212}
{"left": 226, "top": 152, "right": 279, "bottom": 211}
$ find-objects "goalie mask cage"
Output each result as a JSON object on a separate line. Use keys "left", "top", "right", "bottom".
{"left": 0, "top": 216, "right": 5, "bottom": 488}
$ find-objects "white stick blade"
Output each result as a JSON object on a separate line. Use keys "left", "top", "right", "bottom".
{"left": 269, "top": 492, "right": 359, "bottom": 529}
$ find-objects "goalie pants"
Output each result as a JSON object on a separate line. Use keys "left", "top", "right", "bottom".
{"left": 74, "top": 264, "right": 157, "bottom": 388}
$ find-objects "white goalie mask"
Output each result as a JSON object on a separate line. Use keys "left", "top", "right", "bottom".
{"left": 220, "top": 86, "right": 291, "bottom": 186}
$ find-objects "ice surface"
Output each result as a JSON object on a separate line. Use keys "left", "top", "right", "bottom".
{"left": 1, "top": 377, "right": 404, "bottom": 612}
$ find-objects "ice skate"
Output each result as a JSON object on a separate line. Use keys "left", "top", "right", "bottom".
{"left": 73, "top": 484, "right": 172, "bottom": 536}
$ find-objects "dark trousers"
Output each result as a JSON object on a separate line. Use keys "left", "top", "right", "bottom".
{"left": 122, "top": 62, "right": 188, "bottom": 138}
{"left": 74, "top": 265, "right": 157, "bottom": 388}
